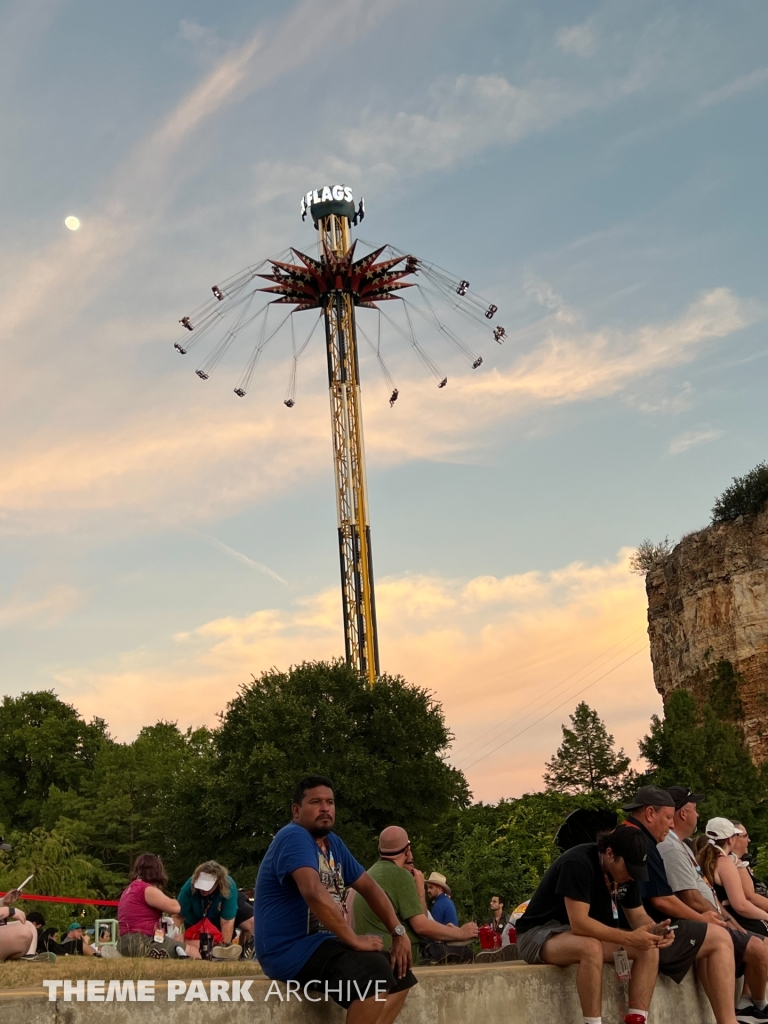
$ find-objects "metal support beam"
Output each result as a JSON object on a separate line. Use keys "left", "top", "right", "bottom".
{"left": 318, "top": 213, "right": 379, "bottom": 686}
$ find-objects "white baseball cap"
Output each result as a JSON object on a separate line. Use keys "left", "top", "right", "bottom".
{"left": 705, "top": 818, "right": 744, "bottom": 841}
{"left": 194, "top": 872, "right": 217, "bottom": 891}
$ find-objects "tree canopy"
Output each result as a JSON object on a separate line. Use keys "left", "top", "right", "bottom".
{"left": 207, "top": 660, "right": 470, "bottom": 873}
{"left": 543, "top": 701, "right": 634, "bottom": 798}
{"left": 712, "top": 461, "right": 768, "bottom": 523}
{"left": 3, "top": 663, "right": 768, "bottom": 928}
{"left": 0, "top": 691, "right": 107, "bottom": 831}
{"left": 639, "top": 687, "right": 768, "bottom": 838}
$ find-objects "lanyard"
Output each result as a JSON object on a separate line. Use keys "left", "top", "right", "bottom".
{"left": 600, "top": 856, "right": 620, "bottom": 921}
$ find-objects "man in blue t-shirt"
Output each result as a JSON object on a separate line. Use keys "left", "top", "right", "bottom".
{"left": 425, "top": 872, "right": 458, "bottom": 926}
{"left": 255, "top": 775, "right": 417, "bottom": 1021}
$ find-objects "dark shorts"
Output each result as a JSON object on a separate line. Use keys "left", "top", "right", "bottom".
{"left": 235, "top": 892, "right": 254, "bottom": 928}
{"left": 295, "top": 938, "right": 418, "bottom": 1009}
{"left": 730, "top": 927, "right": 752, "bottom": 978}
{"left": 517, "top": 921, "right": 571, "bottom": 965}
{"left": 658, "top": 920, "right": 707, "bottom": 984}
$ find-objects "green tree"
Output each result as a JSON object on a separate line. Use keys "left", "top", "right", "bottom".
{"left": 419, "top": 791, "right": 615, "bottom": 920}
{"left": 712, "top": 461, "right": 768, "bottom": 523}
{"left": 0, "top": 824, "right": 122, "bottom": 933}
{"left": 543, "top": 702, "right": 634, "bottom": 798}
{"left": 639, "top": 688, "right": 768, "bottom": 840}
{"left": 0, "top": 691, "right": 107, "bottom": 830}
{"left": 41, "top": 722, "right": 215, "bottom": 887}
{"left": 207, "top": 660, "right": 470, "bottom": 875}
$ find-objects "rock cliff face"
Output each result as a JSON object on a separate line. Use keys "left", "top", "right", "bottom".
{"left": 646, "top": 506, "right": 768, "bottom": 763}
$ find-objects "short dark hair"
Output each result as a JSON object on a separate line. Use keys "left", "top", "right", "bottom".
{"left": 293, "top": 775, "right": 335, "bottom": 805}
{"left": 130, "top": 853, "right": 168, "bottom": 887}
{"left": 27, "top": 911, "right": 46, "bottom": 927}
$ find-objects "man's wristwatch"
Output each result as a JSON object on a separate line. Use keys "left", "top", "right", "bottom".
{"left": 391, "top": 924, "right": 406, "bottom": 938}
{"left": 6, "top": 907, "right": 15, "bottom": 919}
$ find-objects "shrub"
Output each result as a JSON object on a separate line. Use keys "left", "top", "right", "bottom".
{"left": 712, "top": 462, "right": 768, "bottom": 523}
{"left": 629, "top": 537, "right": 673, "bottom": 575}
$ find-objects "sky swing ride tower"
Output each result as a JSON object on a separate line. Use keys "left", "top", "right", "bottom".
{"left": 175, "top": 184, "right": 506, "bottom": 687}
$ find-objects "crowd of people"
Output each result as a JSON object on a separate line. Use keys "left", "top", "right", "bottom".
{"left": 0, "top": 856, "right": 255, "bottom": 964}
{"left": 3, "top": 775, "right": 768, "bottom": 1024}
{"left": 516, "top": 784, "right": 768, "bottom": 1024}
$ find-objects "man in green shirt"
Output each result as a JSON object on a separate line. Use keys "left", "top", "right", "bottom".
{"left": 352, "top": 827, "right": 478, "bottom": 962}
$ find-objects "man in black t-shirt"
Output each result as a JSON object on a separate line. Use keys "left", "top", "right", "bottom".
{"left": 623, "top": 785, "right": 740, "bottom": 1024}
{"left": 517, "top": 826, "right": 672, "bottom": 1024}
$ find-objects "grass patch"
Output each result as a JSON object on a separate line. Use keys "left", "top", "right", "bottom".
{"left": 0, "top": 957, "right": 263, "bottom": 992}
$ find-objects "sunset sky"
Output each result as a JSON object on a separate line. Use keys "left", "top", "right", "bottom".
{"left": 1, "top": 0, "right": 766, "bottom": 801}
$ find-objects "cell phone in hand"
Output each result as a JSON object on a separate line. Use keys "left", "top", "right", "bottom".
{"left": 651, "top": 922, "right": 677, "bottom": 935}
{"left": 17, "top": 875, "right": 34, "bottom": 892}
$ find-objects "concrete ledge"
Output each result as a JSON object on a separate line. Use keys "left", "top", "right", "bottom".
{"left": 0, "top": 963, "right": 717, "bottom": 1024}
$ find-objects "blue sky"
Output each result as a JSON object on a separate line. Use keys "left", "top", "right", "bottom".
{"left": 1, "top": 0, "right": 766, "bottom": 800}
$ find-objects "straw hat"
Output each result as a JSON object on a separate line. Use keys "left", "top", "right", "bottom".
{"left": 426, "top": 871, "right": 451, "bottom": 896}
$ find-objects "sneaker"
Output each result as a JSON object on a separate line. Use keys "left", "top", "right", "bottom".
{"left": 21, "top": 952, "right": 57, "bottom": 963}
{"left": 212, "top": 943, "right": 242, "bottom": 961}
{"left": 474, "top": 948, "right": 504, "bottom": 963}
{"left": 149, "top": 948, "right": 170, "bottom": 959}
{"left": 737, "top": 1007, "right": 768, "bottom": 1024}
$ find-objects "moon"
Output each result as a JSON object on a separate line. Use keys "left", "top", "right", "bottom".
{"left": 65, "top": 216, "right": 81, "bottom": 231}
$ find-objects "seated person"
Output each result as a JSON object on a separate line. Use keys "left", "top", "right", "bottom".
{"left": 60, "top": 923, "right": 98, "bottom": 956}
{"left": 730, "top": 822, "right": 768, "bottom": 919}
{"left": 698, "top": 819, "right": 768, "bottom": 936}
{"left": 117, "top": 852, "right": 183, "bottom": 958}
{"left": 426, "top": 873, "right": 458, "bottom": 925}
{"left": 623, "top": 786, "right": 742, "bottom": 1024}
{"left": 517, "top": 824, "right": 672, "bottom": 1024}
{"left": 659, "top": 791, "right": 768, "bottom": 1022}
{"left": 352, "top": 826, "right": 478, "bottom": 963}
{"left": 234, "top": 890, "right": 254, "bottom": 952}
{"left": 0, "top": 891, "right": 49, "bottom": 962}
{"left": 178, "top": 860, "right": 242, "bottom": 960}
{"left": 486, "top": 894, "right": 510, "bottom": 936}
{"left": 423, "top": 871, "right": 473, "bottom": 964}
{"left": 255, "top": 775, "right": 416, "bottom": 1024}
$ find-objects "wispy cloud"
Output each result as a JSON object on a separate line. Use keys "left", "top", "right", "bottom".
{"left": 0, "top": 0, "right": 404, "bottom": 347}
{"left": 698, "top": 67, "right": 768, "bottom": 108}
{"left": 0, "top": 286, "right": 756, "bottom": 529}
{"left": 555, "top": 23, "right": 597, "bottom": 59}
{"left": 196, "top": 533, "right": 287, "bottom": 585}
{"left": 53, "top": 550, "right": 656, "bottom": 799}
{"left": 668, "top": 428, "right": 723, "bottom": 455}
{"left": 0, "top": 585, "right": 80, "bottom": 628}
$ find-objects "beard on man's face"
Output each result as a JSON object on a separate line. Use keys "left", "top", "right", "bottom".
{"left": 307, "top": 813, "right": 334, "bottom": 837}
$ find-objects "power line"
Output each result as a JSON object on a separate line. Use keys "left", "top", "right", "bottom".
{"left": 450, "top": 626, "right": 647, "bottom": 760}
{"left": 460, "top": 643, "right": 647, "bottom": 770}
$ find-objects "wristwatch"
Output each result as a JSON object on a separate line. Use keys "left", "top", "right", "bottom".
{"left": 391, "top": 924, "right": 406, "bottom": 937}
{"left": 6, "top": 907, "right": 15, "bottom": 919}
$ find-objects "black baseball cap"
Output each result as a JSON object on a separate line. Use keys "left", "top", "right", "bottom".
{"left": 621, "top": 785, "right": 675, "bottom": 811}
{"left": 667, "top": 785, "right": 705, "bottom": 811}
{"left": 603, "top": 825, "right": 649, "bottom": 882}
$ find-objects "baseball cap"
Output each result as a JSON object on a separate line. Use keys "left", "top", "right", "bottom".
{"left": 705, "top": 818, "right": 744, "bottom": 841}
{"left": 67, "top": 922, "right": 82, "bottom": 933}
{"left": 193, "top": 872, "right": 217, "bottom": 891}
{"left": 668, "top": 786, "right": 705, "bottom": 811}
{"left": 621, "top": 785, "right": 675, "bottom": 811}
{"left": 603, "top": 825, "right": 649, "bottom": 882}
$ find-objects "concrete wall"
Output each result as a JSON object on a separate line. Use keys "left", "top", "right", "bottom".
{"left": 0, "top": 963, "right": 717, "bottom": 1024}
